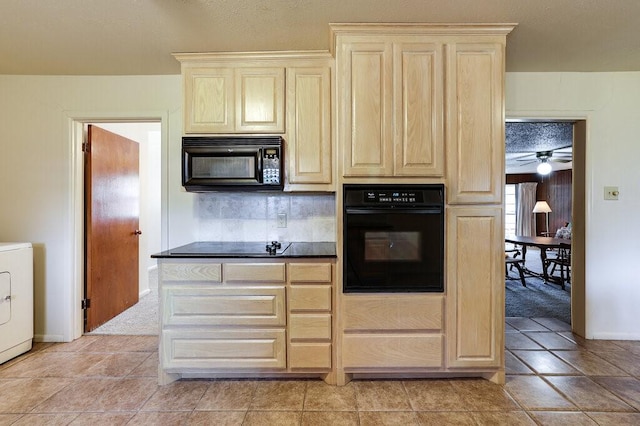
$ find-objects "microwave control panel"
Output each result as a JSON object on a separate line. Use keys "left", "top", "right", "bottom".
{"left": 262, "top": 148, "right": 281, "bottom": 185}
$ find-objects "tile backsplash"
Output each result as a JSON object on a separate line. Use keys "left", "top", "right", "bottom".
{"left": 195, "top": 193, "right": 336, "bottom": 242}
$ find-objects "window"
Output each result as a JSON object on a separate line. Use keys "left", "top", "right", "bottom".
{"left": 505, "top": 184, "right": 517, "bottom": 237}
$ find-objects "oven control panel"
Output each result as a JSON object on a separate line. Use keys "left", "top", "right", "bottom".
{"left": 365, "top": 191, "right": 423, "bottom": 204}
{"left": 345, "top": 184, "right": 444, "bottom": 209}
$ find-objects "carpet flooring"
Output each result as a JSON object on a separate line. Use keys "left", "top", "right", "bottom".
{"left": 88, "top": 268, "right": 159, "bottom": 335}
{"left": 505, "top": 248, "right": 571, "bottom": 324}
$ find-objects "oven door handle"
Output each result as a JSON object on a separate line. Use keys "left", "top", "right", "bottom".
{"left": 345, "top": 208, "right": 442, "bottom": 214}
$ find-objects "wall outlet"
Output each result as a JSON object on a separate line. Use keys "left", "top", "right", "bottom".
{"left": 277, "top": 213, "right": 287, "bottom": 228}
{"left": 604, "top": 186, "right": 619, "bottom": 200}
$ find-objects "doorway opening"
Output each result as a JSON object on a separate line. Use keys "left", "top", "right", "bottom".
{"left": 85, "top": 121, "right": 161, "bottom": 333}
{"left": 71, "top": 119, "right": 162, "bottom": 336}
{"left": 504, "top": 118, "right": 586, "bottom": 335}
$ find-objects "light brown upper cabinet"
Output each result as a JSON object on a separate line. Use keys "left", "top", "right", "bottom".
{"left": 286, "top": 66, "right": 333, "bottom": 188}
{"left": 181, "top": 64, "right": 284, "bottom": 134}
{"left": 445, "top": 42, "right": 505, "bottom": 204}
{"left": 333, "top": 33, "right": 444, "bottom": 177}
{"left": 332, "top": 24, "right": 511, "bottom": 200}
{"left": 175, "top": 52, "right": 334, "bottom": 191}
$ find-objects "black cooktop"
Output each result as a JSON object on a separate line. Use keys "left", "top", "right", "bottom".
{"left": 169, "top": 241, "right": 290, "bottom": 256}
{"left": 152, "top": 241, "right": 336, "bottom": 259}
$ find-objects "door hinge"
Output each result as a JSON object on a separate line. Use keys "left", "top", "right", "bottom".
{"left": 82, "top": 142, "right": 90, "bottom": 153}
{"left": 81, "top": 298, "right": 91, "bottom": 309}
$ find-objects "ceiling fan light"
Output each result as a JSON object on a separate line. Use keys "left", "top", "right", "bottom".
{"left": 537, "top": 161, "right": 552, "bottom": 175}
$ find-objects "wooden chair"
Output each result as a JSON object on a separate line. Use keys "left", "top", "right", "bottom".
{"left": 505, "top": 246, "right": 522, "bottom": 271}
{"left": 505, "top": 252, "right": 526, "bottom": 287}
{"left": 544, "top": 242, "right": 570, "bottom": 290}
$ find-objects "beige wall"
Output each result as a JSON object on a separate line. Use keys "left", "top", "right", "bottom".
{"left": 507, "top": 72, "right": 640, "bottom": 340}
{"left": 0, "top": 75, "right": 182, "bottom": 341}
{"left": 1, "top": 71, "right": 639, "bottom": 342}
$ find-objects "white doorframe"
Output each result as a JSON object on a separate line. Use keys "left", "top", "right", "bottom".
{"left": 506, "top": 110, "right": 592, "bottom": 337}
{"left": 65, "top": 111, "right": 169, "bottom": 341}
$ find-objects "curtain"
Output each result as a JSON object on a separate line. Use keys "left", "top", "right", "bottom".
{"left": 516, "top": 182, "right": 538, "bottom": 236}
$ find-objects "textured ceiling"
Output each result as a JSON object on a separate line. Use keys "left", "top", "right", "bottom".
{"left": 506, "top": 122, "right": 573, "bottom": 174}
{"left": 506, "top": 122, "right": 573, "bottom": 154}
{"left": 1, "top": 0, "right": 639, "bottom": 75}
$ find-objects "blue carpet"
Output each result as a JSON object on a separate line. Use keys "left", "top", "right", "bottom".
{"left": 505, "top": 248, "right": 571, "bottom": 324}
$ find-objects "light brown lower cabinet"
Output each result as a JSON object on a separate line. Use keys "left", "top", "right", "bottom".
{"left": 289, "top": 342, "right": 332, "bottom": 369}
{"left": 342, "top": 334, "right": 443, "bottom": 368}
{"left": 340, "top": 294, "right": 444, "bottom": 371}
{"left": 162, "top": 328, "right": 286, "bottom": 370}
{"left": 446, "top": 207, "right": 504, "bottom": 369}
{"left": 158, "top": 260, "right": 335, "bottom": 385}
{"left": 158, "top": 257, "right": 504, "bottom": 386}
{"left": 336, "top": 292, "right": 503, "bottom": 384}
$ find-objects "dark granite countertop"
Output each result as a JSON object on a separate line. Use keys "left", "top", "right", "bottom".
{"left": 151, "top": 241, "right": 336, "bottom": 259}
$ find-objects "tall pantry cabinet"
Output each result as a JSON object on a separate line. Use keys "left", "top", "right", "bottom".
{"left": 332, "top": 24, "right": 514, "bottom": 383}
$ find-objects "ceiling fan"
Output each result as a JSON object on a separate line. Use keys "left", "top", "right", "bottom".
{"left": 514, "top": 149, "right": 572, "bottom": 175}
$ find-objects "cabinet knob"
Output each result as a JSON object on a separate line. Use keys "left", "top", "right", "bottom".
{"left": 134, "top": 230, "right": 142, "bottom": 235}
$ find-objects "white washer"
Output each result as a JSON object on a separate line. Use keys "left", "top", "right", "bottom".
{"left": 0, "top": 242, "right": 33, "bottom": 364}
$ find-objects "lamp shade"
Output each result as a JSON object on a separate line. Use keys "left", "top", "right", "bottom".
{"left": 532, "top": 201, "right": 552, "bottom": 213}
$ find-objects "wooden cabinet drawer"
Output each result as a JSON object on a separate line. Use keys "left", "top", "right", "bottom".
{"left": 290, "top": 314, "right": 331, "bottom": 340}
{"left": 163, "top": 329, "right": 286, "bottom": 370}
{"left": 160, "top": 262, "right": 222, "bottom": 282}
{"left": 163, "top": 286, "right": 285, "bottom": 326}
{"left": 289, "top": 263, "right": 332, "bottom": 283}
{"left": 343, "top": 295, "right": 443, "bottom": 331}
{"left": 224, "top": 263, "right": 285, "bottom": 282}
{"left": 289, "top": 286, "right": 331, "bottom": 311}
{"left": 342, "top": 334, "right": 443, "bottom": 368}
{"left": 289, "top": 343, "right": 331, "bottom": 369}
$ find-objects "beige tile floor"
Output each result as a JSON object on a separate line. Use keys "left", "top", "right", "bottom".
{"left": 1, "top": 318, "right": 640, "bottom": 425}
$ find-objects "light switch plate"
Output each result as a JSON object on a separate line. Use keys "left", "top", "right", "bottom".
{"left": 604, "top": 186, "right": 619, "bottom": 200}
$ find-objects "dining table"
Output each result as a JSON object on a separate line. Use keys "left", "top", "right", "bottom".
{"left": 505, "top": 235, "right": 571, "bottom": 282}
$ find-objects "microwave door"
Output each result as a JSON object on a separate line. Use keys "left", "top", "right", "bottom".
{"left": 186, "top": 149, "right": 261, "bottom": 185}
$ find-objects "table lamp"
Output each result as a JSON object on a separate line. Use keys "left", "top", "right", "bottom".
{"left": 532, "top": 201, "right": 552, "bottom": 235}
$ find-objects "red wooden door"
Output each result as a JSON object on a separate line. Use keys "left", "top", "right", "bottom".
{"left": 85, "top": 125, "right": 140, "bottom": 331}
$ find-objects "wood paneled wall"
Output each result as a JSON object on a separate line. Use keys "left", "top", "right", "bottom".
{"left": 506, "top": 170, "right": 572, "bottom": 236}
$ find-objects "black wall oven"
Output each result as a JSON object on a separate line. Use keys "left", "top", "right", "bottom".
{"left": 343, "top": 184, "right": 444, "bottom": 293}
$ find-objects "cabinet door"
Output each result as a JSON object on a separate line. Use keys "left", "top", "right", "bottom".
{"left": 289, "top": 263, "right": 332, "bottom": 283}
{"left": 163, "top": 329, "right": 286, "bottom": 370}
{"left": 446, "top": 207, "right": 503, "bottom": 368}
{"left": 224, "top": 263, "right": 286, "bottom": 283}
{"left": 338, "top": 41, "right": 393, "bottom": 176}
{"left": 343, "top": 334, "right": 443, "bottom": 368}
{"left": 163, "top": 286, "right": 286, "bottom": 327}
{"left": 286, "top": 67, "right": 332, "bottom": 185}
{"left": 235, "top": 68, "right": 285, "bottom": 133}
{"left": 183, "top": 67, "right": 235, "bottom": 133}
{"left": 393, "top": 42, "right": 444, "bottom": 176}
{"left": 446, "top": 43, "right": 505, "bottom": 204}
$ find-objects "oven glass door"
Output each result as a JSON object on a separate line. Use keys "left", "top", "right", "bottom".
{"left": 344, "top": 209, "right": 444, "bottom": 293}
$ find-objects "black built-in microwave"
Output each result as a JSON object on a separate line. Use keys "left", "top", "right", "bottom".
{"left": 182, "top": 136, "right": 283, "bottom": 191}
